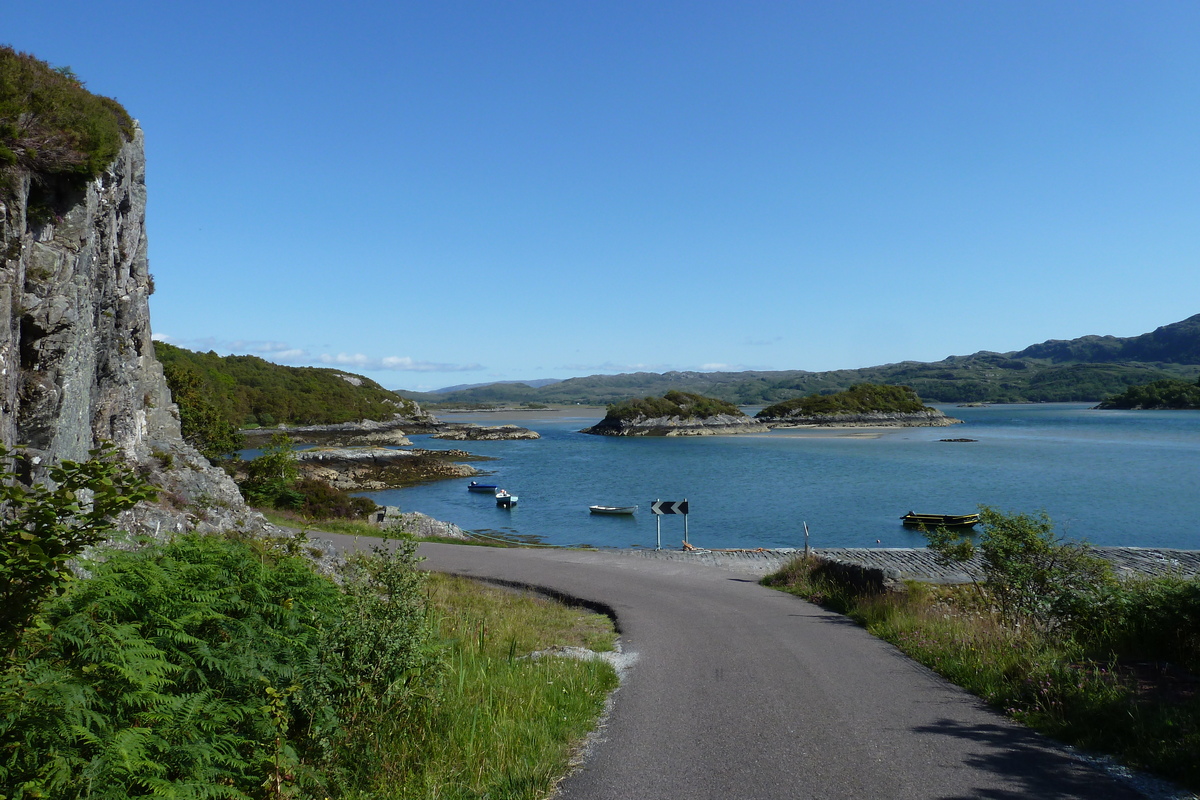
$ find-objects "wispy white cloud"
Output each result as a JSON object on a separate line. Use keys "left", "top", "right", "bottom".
{"left": 151, "top": 336, "right": 483, "bottom": 373}
{"left": 317, "top": 353, "right": 485, "bottom": 372}
{"left": 554, "top": 360, "right": 675, "bottom": 373}
{"left": 741, "top": 336, "right": 783, "bottom": 347}
{"left": 228, "top": 340, "right": 298, "bottom": 354}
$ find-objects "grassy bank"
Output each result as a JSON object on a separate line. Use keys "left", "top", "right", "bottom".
{"left": 764, "top": 549, "right": 1200, "bottom": 792}
{"left": 1, "top": 527, "right": 618, "bottom": 798}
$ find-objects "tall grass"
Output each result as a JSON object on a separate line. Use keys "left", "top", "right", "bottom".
{"left": 764, "top": 556, "right": 1200, "bottom": 792}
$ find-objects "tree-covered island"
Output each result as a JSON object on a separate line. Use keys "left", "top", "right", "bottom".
{"left": 755, "top": 383, "right": 962, "bottom": 427}
{"left": 582, "top": 390, "right": 769, "bottom": 436}
{"left": 1094, "top": 376, "right": 1200, "bottom": 410}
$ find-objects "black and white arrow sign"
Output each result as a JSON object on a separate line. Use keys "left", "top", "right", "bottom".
{"left": 651, "top": 500, "right": 689, "bottom": 515}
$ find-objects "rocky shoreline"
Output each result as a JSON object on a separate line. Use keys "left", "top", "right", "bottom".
{"left": 432, "top": 423, "right": 540, "bottom": 441}
{"left": 582, "top": 413, "right": 770, "bottom": 437}
{"left": 295, "top": 446, "right": 484, "bottom": 491}
{"left": 757, "top": 409, "right": 963, "bottom": 428}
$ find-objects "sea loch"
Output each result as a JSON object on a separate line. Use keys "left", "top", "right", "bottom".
{"left": 366, "top": 403, "right": 1200, "bottom": 552}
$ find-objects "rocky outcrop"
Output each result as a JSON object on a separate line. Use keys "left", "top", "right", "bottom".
{"left": 758, "top": 410, "right": 962, "bottom": 428}
{"left": 368, "top": 506, "right": 470, "bottom": 539}
{"left": 295, "top": 446, "right": 481, "bottom": 490}
{"left": 240, "top": 415, "right": 435, "bottom": 448}
{"left": 432, "top": 423, "right": 540, "bottom": 441}
{"left": 582, "top": 414, "right": 770, "bottom": 437}
{"left": 1, "top": 127, "right": 259, "bottom": 536}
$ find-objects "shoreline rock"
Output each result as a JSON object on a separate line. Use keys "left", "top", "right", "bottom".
{"left": 433, "top": 423, "right": 540, "bottom": 441}
{"left": 294, "top": 446, "right": 482, "bottom": 490}
{"left": 759, "top": 410, "right": 963, "bottom": 428}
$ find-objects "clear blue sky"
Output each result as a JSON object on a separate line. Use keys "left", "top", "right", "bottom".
{"left": 7, "top": 2, "right": 1199, "bottom": 391}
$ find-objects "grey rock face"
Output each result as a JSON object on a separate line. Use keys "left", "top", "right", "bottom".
{"left": 0, "top": 127, "right": 259, "bottom": 536}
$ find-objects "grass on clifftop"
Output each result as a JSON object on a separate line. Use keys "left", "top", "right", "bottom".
{"left": 0, "top": 46, "right": 133, "bottom": 188}
{"left": 756, "top": 382, "right": 930, "bottom": 419}
{"left": 605, "top": 389, "right": 743, "bottom": 422}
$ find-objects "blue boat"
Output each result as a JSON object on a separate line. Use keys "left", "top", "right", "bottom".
{"left": 468, "top": 481, "right": 498, "bottom": 493}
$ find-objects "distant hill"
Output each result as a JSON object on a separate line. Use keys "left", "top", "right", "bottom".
{"left": 155, "top": 342, "right": 420, "bottom": 427}
{"left": 401, "top": 314, "right": 1200, "bottom": 407}
{"left": 1015, "top": 314, "right": 1200, "bottom": 364}
{"left": 433, "top": 378, "right": 562, "bottom": 393}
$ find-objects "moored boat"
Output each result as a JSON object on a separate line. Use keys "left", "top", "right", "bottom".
{"left": 901, "top": 511, "right": 980, "bottom": 528}
{"left": 468, "top": 481, "right": 499, "bottom": 493}
{"left": 589, "top": 505, "right": 638, "bottom": 515}
{"left": 496, "top": 490, "right": 518, "bottom": 509}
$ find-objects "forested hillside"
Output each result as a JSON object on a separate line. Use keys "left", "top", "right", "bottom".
{"left": 155, "top": 342, "right": 419, "bottom": 427}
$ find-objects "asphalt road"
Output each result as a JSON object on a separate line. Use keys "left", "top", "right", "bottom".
{"left": 330, "top": 539, "right": 1145, "bottom": 799}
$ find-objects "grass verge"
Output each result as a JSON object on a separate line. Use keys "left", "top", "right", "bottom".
{"left": 762, "top": 556, "right": 1200, "bottom": 793}
{"left": 362, "top": 573, "right": 620, "bottom": 798}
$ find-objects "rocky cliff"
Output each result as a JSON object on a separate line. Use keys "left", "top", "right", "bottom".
{"left": 1, "top": 127, "right": 259, "bottom": 536}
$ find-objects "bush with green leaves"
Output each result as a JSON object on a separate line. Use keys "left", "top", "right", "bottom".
{"left": 923, "top": 506, "right": 1115, "bottom": 633}
{"left": 238, "top": 434, "right": 301, "bottom": 510}
{"left": 0, "top": 443, "right": 156, "bottom": 654}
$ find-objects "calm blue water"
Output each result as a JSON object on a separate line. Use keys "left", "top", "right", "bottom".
{"left": 363, "top": 404, "right": 1200, "bottom": 551}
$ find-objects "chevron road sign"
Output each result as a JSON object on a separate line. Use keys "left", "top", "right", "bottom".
{"left": 652, "top": 499, "right": 690, "bottom": 550}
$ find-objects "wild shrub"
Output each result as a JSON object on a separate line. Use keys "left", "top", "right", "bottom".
{"left": 923, "top": 506, "right": 1114, "bottom": 633}
{"left": 293, "top": 477, "right": 377, "bottom": 521}
{"left": 238, "top": 434, "right": 302, "bottom": 509}
{"left": 0, "top": 443, "right": 156, "bottom": 653}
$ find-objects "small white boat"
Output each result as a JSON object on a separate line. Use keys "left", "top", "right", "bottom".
{"left": 496, "top": 490, "right": 518, "bottom": 509}
{"left": 589, "top": 505, "right": 637, "bottom": 515}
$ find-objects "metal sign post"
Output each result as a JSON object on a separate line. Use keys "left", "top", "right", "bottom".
{"left": 651, "top": 499, "right": 690, "bottom": 550}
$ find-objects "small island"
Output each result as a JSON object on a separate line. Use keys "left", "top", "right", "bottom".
{"left": 755, "top": 384, "right": 962, "bottom": 427}
{"left": 1094, "top": 377, "right": 1200, "bottom": 410}
{"left": 581, "top": 391, "right": 769, "bottom": 436}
